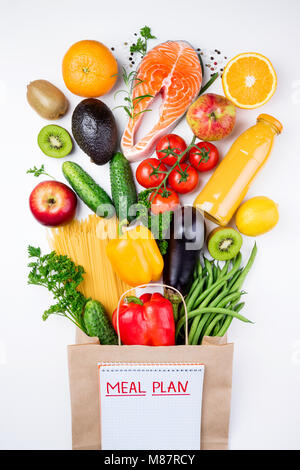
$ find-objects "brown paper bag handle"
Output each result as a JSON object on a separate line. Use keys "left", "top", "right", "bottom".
{"left": 116, "top": 283, "right": 188, "bottom": 346}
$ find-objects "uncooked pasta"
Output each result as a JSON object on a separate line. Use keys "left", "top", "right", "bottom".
{"left": 48, "top": 214, "right": 132, "bottom": 319}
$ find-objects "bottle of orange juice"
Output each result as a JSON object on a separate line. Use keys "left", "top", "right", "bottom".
{"left": 194, "top": 114, "right": 282, "bottom": 226}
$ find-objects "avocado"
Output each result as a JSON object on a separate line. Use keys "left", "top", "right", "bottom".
{"left": 72, "top": 98, "right": 117, "bottom": 165}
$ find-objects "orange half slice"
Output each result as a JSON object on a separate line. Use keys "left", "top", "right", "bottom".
{"left": 222, "top": 52, "right": 277, "bottom": 109}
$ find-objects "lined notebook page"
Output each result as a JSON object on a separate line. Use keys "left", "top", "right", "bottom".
{"left": 98, "top": 363, "right": 204, "bottom": 450}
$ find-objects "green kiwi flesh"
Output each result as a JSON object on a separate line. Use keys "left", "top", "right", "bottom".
{"left": 38, "top": 125, "right": 72, "bottom": 158}
{"left": 208, "top": 227, "right": 242, "bottom": 261}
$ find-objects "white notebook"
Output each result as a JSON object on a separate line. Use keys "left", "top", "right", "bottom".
{"left": 98, "top": 362, "right": 205, "bottom": 450}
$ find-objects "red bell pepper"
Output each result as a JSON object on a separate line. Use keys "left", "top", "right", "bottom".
{"left": 112, "top": 292, "right": 175, "bottom": 346}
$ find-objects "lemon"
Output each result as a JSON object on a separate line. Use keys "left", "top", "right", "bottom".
{"left": 236, "top": 196, "right": 279, "bottom": 236}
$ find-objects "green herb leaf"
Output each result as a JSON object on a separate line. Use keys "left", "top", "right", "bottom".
{"left": 114, "top": 66, "right": 154, "bottom": 120}
{"left": 28, "top": 246, "right": 41, "bottom": 258}
{"left": 140, "top": 26, "right": 156, "bottom": 40}
{"left": 130, "top": 26, "right": 156, "bottom": 58}
{"left": 130, "top": 38, "right": 146, "bottom": 55}
{"left": 27, "top": 246, "right": 88, "bottom": 333}
{"left": 158, "top": 239, "right": 168, "bottom": 256}
{"left": 26, "top": 165, "right": 54, "bottom": 179}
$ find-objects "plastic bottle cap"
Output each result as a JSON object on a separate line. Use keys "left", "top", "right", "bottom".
{"left": 257, "top": 114, "right": 283, "bottom": 134}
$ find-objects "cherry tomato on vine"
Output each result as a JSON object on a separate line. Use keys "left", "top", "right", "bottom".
{"left": 156, "top": 134, "right": 187, "bottom": 166}
{"left": 188, "top": 141, "right": 219, "bottom": 172}
{"left": 168, "top": 163, "right": 199, "bottom": 194}
{"left": 150, "top": 187, "right": 180, "bottom": 214}
{"left": 136, "top": 158, "right": 167, "bottom": 189}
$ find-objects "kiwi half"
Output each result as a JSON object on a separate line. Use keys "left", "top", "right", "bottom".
{"left": 208, "top": 227, "right": 242, "bottom": 261}
{"left": 38, "top": 125, "right": 72, "bottom": 158}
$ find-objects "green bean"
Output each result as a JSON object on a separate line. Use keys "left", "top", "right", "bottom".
{"left": 219, "top": 260, "right": 230, "bottom": 278}
{"left": 175, "top": 311, "right": 198, "bottom": 337}
{"left": 208, "top": 284, "right": 230, "bottom": 308}
{"left": 202, "top": 291, "right": 243, "bottom": 331}
{"left": 227, "top": 268, "right": 243, "bottom": 290}
{"left": 193, "top": 274, "right": 230, "bottom": 309}
{"left": 190, "top": 253, "right": 242, "bottom": 310}
{"left": 217, "top": 302, "right": 245, "bottom": 337}
{"left": 184, "top": 278, "right": 198, "bottom": 304}
{"left": 194, "top": 291, "right": 243, "bottom": 343}
{"left": 179, "top": 271, "right": 207, "bottom": 318}
{"left": 204, "top": 257, "right": 213, "bottom": 288}
{"left": 213, "top": 321, "right": 221, "bottom": 336}
{"left": 202, "top": 293, "right": 243, "bottom": 339}
{"left": 188, "top": 318, "right": 199, "bottom": 343}
{"left": 200, "top": 279, "right": 228, "bottom": 308}
{"left": 193, "top": 259, "right": 201, "bottom": 280}
{"left": 176, "top": 305, "right": 252, "bottom": 340}
{"left": 201, "top": 267, "right": 207, "bottom": 279}
{"left": 188, "top": 277, "right": 228, "bottom": 341}
{"left": 176, "top": 251, "right": 251, "bottom": 343}
{"left": 217, "top": 291, "right": 244, "bottom": 308}
{"left": 197, "top": 259, "right": 203, "bottom": 277}
{"left": 191, "top": 313, "right": 210, "bottom": 344}
{"left": 186, "top": 277, "right": 206, "bottom": 311}
{"left": 203, "top": 313, "right": 224, "bottom": 337}
{"left": 231, "top": 243, "right": 257, "bottom": 291}
{"left": 212, "top": 264, "right": 218, "bottom": 282}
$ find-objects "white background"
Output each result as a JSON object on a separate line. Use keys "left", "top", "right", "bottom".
{"left": 1, "top": 0, "right": 300, "bottom": 450}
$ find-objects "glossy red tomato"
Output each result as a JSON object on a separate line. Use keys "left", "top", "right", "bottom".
{"left": 168, "top": 164, "right": 199, "bottom": 194}
{"left": 150, "top": 187, "right": 180, "bottom": 214}
{"left": 156, "top": 134, "right": 187, "bottom": 166}
{"left": 136, "top": 158, "right": 167, "bottom": 189}
{"left": 188, "top": 141, "right": 219, "bottom": 172}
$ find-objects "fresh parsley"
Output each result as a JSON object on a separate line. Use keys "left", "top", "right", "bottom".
{"left": 130, "top": 26, "right": 156, "bottom": 57}
{"left": 27, "top": 246, "right": 88, "bottom": 332}
{"left": 27, "top": 165, "right": 54, "bottom": 179}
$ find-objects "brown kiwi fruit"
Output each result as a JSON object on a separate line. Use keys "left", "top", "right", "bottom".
{"left": 27, "top": 80, "right": 68, "bottom": 119}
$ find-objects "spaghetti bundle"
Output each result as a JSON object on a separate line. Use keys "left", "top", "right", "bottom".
{"left": 48, "top": 214, "right": 132, "bottom": 318}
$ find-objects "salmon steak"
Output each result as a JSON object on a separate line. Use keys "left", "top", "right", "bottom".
{"left": 121, "top": 41, "right": 202, "bottom": 162}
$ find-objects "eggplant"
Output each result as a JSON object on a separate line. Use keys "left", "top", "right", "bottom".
{"left": 163, "top": 206, "right": 206, "bottom": 308}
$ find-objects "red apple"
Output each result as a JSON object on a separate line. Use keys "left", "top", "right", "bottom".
{"left": 29, "top": 180, "right": 77, "bottom": 226}
{"left": 187, "top": 93, "right": 236, "bottom": 141}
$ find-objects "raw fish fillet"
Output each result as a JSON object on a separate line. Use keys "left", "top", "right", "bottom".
{"left": 121, "top": 41, "right": 202, "bottom": 162}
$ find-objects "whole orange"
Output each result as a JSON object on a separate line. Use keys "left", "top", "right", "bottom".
{"left": 62, "top": 40, "right": 118, "bottom": 97}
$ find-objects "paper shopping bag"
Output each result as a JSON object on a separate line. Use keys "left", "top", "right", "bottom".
{"left": 68, "top": 335, "right": 233, "bottom": 450}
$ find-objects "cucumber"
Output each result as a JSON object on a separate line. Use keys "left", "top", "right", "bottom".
{"left": 110, "top": 152, "right": 137, "bottom": 222}
{"left": 62, "top": 161, "right": 114, "bottom": 217}
{"left": 83, "top": 299, "right": 118, "bottom": 345}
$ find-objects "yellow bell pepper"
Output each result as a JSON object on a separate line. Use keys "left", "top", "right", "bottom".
{"left": 106, "top": 225, "right": 164, "bottom": 287}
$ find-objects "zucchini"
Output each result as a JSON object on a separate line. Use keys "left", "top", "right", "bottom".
{"left": 110, "top": 152, "right": 137, "bottom": 222}
{"left": 62, "top": 161, "right": 114, "bottom": 217}
{"left": 83, "top": 299, "right": 118, "bottom": 345}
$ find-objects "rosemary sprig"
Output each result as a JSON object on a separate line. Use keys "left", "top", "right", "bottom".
{"left": 114, "top": 67, "right": 153, "bottom": 120}
{"left": 114, "top": 26, "right": 156, "bottom": 119}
